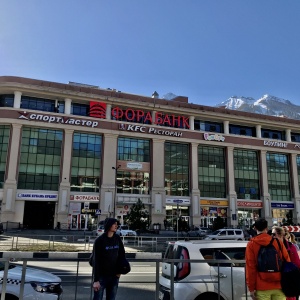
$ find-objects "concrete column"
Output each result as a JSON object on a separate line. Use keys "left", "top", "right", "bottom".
{"left": 151, "top": 139, "right": 166, "bottom": 224}
{"left": 223, "top": 120, "right": 229, "bottom": 134}
{"left": 13, "top": 91, "right": 22, "bottom": 108}
{"left": 290, "top": 153, "right": 300, "bottom": 223}
{"left": 189, "top": 116, "right": 195, "bottom": 130}
{"left": 1, "top": 124, "right": 22, "bottom": 221}
{"left": 256, "top": 125, "right": 261, "bottom": 138}
{"left": 259, "top": 150, "right": 272, "bottom": 225}
{"left": 106, "top": 104, "right": 112, "bottom": 120}
{"left": 57, "top": 129, "right": 74, "bottom": 220}
{"left": 64, "top": 98, "right": 72, "bottom": 115}
{"left": 226, "top": 146, "right": 237, "bottom": 227}
{"left": 190, "top": 143, "right": 200, "bottom": 225}
{"left": 286, "top": 129, "right": 291, "bottom": 142}
{"left": 100, "top": 134, "right": 118, "bottom": 218}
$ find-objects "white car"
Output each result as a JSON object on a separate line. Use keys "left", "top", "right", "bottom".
{"left": 93, "top": 225, "right": 105, "bottom": 236}
{"left": 0, "top": 260, "right": 63, "bottom": 299}
{"left": 159, "top": 240, "right": 249, "bottom": 300}
{"left": 116, "top": 225, "right": 137, "bottom": 237}
{"left": 204, "top": 228, "right": 245, "bottom": 240}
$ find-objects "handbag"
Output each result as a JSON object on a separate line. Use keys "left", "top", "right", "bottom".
{"left": 116, "top": 257, "right": 131, "bottom": 275}
{"left": 281, "top": 261, "right": 300, "bottom": 297}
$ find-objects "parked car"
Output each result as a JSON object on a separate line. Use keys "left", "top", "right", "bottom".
{"left": 116, "top": 225, "right": 137, "bottom": 236}
{"left": 159, "top": 240, "right": 248, "bottom": 300}
{"left": 204, "top": 228, "right": 245, "bottom": 240}
{"left": 199, "top": 227, "right": 212, "bottom": 234}
{"left": 186, "top": 226, "right": 207, "bottom": 237}
{"left": 0, "top": 260, "right": 63, "bottom": 299}
{"left": 93, "top": 225, "right": 105, "bottom": 236}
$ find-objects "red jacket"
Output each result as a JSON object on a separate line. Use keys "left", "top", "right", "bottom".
{"left": 245, "top": 233, "right": 290, "bottom": 292}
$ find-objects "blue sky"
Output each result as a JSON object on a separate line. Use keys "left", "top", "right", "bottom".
{"left": 1, "top": 1, "right": 300, "bottom": 106}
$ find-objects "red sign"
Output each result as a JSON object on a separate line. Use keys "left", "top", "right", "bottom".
{"left": 111, "top": 107, "right": 190, "bottom": 128}
{"left": 89, "top": 102, "right": 106, "bottom": 118}
{"left": 283, "top": 226, "right": 300, "bottom": 232}
{"left": 237, "top": 201, "right": 263, "bottom": 208}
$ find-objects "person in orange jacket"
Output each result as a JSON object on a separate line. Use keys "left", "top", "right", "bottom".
{"left": 246, "top": 219, "right": 290, "bottom": 300}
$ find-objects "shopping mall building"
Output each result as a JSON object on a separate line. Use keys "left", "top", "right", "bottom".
{"left": 0, "top": 76, "right": 300, "bottom": 230}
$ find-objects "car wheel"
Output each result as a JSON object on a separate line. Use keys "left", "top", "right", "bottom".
{"left": 195, "top": 292, "right": 225, "bottom": 300}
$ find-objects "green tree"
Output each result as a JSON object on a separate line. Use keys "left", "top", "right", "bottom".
{"left": 126, "top": 199, "right": 150, "bottom": 231}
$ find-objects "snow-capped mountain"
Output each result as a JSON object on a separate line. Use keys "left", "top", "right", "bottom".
{"left": 216, "top": 95, "right": 300, "bottom": 120}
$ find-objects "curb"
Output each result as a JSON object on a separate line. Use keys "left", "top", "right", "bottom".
{"left": 0, "top": 251, "right": 162, "bottom": 260}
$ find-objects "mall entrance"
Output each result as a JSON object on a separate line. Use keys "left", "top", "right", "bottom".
{"left": 23, "top": 201, "right": 56, "bottom": 229}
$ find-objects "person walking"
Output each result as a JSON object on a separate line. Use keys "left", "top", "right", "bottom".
{"left": 272, "top": 226, "right": 300, "bottom": 300}
{"left": 245, "top": 218, "right": 290, "bottom": 300}
{"left": 92, "top": 218, "right": 125, "bottom": 300}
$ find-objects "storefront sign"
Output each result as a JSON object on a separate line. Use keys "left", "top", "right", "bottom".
{"left": 17, "top": 193, "right": 58, "bottom": 200}
{"left": 70, "top": 195, "right": 99, "bottom": 201}
{"left": 119, "top": 123, "right": 183, "bottom": 137}
{"left": 237, "top": 201, "right": 263, "bottom": 208}
{"left": 203, "top": 133, "right": 225, "bottom": 142}
{"left": 166, "top": 198, "right": 190, "bottom": 205}
{"left": 263, "top": 140, "right": 287, "bottom": 148}
{"left": 201, "top": 207, "right": 227, "bottom": 217}
{"left": 18, "top": 112, "right": 98, "bottom": 128}
{"left": 127, "top": 162, "right": 143, "bottom": 170}
{"left": 200, "top": 200, "right": 228, "bottom": 206}
{"left": 111, "top": 107, "right": 190, "bottom": 128}
{"left": 81, "top": 208, "right": 97, "bottom": 213}
{"left": 271, "top": 202, "right": 294, "bottom": 209}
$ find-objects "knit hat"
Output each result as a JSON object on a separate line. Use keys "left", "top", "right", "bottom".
{"left": 104, "top": 218, "right": 118, "bottom": 232}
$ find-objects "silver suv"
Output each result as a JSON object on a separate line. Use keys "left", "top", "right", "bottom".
{"left": 159, "top": 240, "right": 249, "bottom": 300}
{"left": 204, "top": 228, "right": 244, "bottom": 240}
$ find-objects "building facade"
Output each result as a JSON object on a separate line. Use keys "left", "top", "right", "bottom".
{"left": 1, "top": 76, "right": 300, "bottom": 230}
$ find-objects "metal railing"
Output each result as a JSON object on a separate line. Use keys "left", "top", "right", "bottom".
{"left": 0, "top": 257, "right": 249, "bottom": 300}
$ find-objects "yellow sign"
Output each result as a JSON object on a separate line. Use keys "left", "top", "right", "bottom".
{"left": 200, "top": 200, "right": 228, "bottom": 206}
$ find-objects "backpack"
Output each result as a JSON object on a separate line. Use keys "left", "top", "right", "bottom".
{"left": 257, "top": 238, "right": 282, "bottom": 273}
{"left": 281, "top": 261, "right": 300, "bottom": 297}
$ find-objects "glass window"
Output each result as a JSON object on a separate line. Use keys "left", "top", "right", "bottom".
{"left": 229, "top": 124, "right": 256, "bottom": 137}
{"left": 261, "top": 129, "right": 285, "bottom": 141}
{"left": 71, "top": 103, "right": 90, "bottom": 116}
{"left": 291, "top": 132, "right": 300, "bottom": 143}
{"left": 18, "top": 127, "right": 63, "bottom": 190}
{"left": 234, "top": 149, "right": 260, "bottom": 199}
{"left": 198, "top": 146, "right": 226, "bottom": 198}
{"left": 165, "top": 142, "right": 189, "bottom": 196}
{"left": 71, "top": 132, "right": 102, "bottom": 192}
{"left": 118, "top": 137, "right": 150, "bottom": 162}
{"left": 0, "top": 125, "right": 10, "bottom": 187}
{"left": 267, "top": 153, "right": 291, "bottom": 201}
{"left": 194, "top": 120, "right": 223, "bottom": 133}
{"left": 116, "top": 171, "right": 149, "bottom": 194}
{"left": 0, "top": 94, "right": 14, "bottom": 107}
{"left": 21, "top": 96, "right": 56, "bottom": 112}
{"left": 111, "top": 107, "right": 152, "bottom": 125}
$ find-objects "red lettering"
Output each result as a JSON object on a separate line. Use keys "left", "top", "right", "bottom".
{"left": 111, "top": 107, "right": 123, "bottom": 119}
{"left": 136, "top": 110, "right": 145, "bottom": 122}
{"left": 155, "top": 112, "right": 163, "bottom": 125}
{"left": 144, "top": 111, "right": 152, "bottom": 123}
{"left": 163, "top": 114, "right": 172, "bottom": 126}
{"left": 125, "top": 109, "right": 135, "bottom": 121}
{"left": 172, "top": 115, "right": 181, "bottom": 127}
{"left": 182, "top": 116, "right": 190, "bottom": 128}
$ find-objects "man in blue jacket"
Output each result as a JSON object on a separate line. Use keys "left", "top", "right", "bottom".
{"left": 92, "top": 218, "right": 125, "bottom": 300}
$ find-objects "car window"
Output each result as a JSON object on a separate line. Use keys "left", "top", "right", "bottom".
{"left": 227, "top": 230, "right": 234, "bottom": 235}
{"left": 165, "top": 243, "right": 175, "bottom": 259}
{"left": 211, "top": 230, "right": 221, "bottom": 235}
{"left": 235, "top": 230, "right": 242, "bottom": 235}
{"left": 121, "top": 226, "right": 129, "bottom": 230}
{"left": 200, "top": 247, "right": 246, "bottom": 267}
{"left": 219, "top": 231, "right": 226, "bottom": 236}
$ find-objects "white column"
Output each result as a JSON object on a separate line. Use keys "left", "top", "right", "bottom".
{"left": 290, "top": 153, "right": 300, "bottom": 224}
{"left": 286, "top": 129, "right": 291, "bottom": 142}
{"left": 223, "top": 120, "right": 229, "bottom": 134}
{"left": 106, "top": 104, "right": 112, "bottom": 120}
{"left": 256, "top": 125, "right": 261, "bottom": 138}
{"left": 64, "top": 98, "right": 72, "bottom": 115}
{"left": 260, "top": 150, "right": 271, "bottom": 225}
{"left": 152, "top": 111, "right": 156, "bottom": 124}
{"left": 189, "top": 116, "right": 195, "bottom": 130}
{"left": 13, "top": 91, "right": 22, "bottom": 108}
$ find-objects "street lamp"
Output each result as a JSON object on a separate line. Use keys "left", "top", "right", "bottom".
{"left": 112, "top": 165, "right": 121, "bottom": 218}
